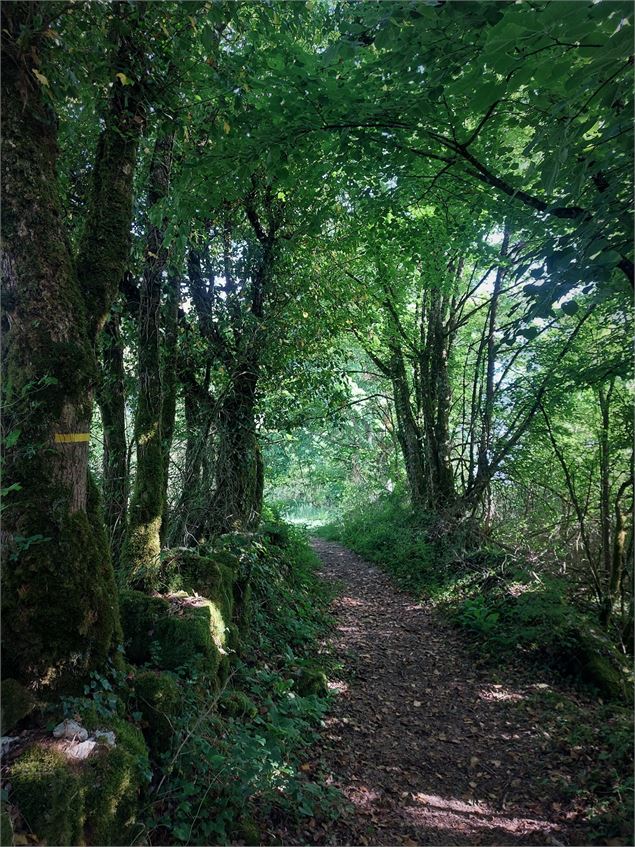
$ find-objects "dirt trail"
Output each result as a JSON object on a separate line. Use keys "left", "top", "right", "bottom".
{"left": 287, "top": 539, "right": 594, "bottom": 846}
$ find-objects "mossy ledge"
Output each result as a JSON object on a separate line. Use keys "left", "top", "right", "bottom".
{"left": 9, "top": 715, "right": 149, "bottom": 847}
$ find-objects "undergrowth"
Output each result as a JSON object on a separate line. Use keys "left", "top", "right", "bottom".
{"left": 514, "top": 690, "right": 634, "bottom": 844}
{"left": 318, "top": 494, "right": 634, "bottom": 842}
{"left": 143, "top": 520, "right": 341, "bottom": 845}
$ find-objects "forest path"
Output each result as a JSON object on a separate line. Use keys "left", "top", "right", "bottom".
{"left": 285, "top": 538, "right": 591, "bottom": 846}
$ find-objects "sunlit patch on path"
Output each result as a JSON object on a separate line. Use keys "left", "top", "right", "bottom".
{"left": 278, "top": 539, "right": 593, "bottom": 846}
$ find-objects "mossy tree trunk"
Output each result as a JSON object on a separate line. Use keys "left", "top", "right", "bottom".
{"left": 417, "top": 284, "right": 457, "bottom": 510}
{"left": 207, "top": 359, "right": 262, "bottom": 535}
{"left": 1, "top": 1, "right": 145, "bottom": 691}
{"left": 185, "top": 190, "right": 279, "bottom": 540}
{"left": 159, "top": 271, "right": 180, "bottom": 544}
{"left": 390, "top": 349, "right": 427, "bottom": 508}
{"left": 122, "top": 132, "right": 174, "bottom": 586}
{"left": 205, "top": 195, "right": 278, "bottom": 536}
{"left": 168, "top": 340, "right": 215, "bottom": 546}
{"left": 97, "top": 307, "right": 129, "bottom": 566}
{"left": 76, "top": 4, "right": 147, "bottom": 340}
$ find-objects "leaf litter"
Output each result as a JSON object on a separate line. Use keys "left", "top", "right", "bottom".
{"left": 269, "top": 540, "right": 623, "bottom": 846}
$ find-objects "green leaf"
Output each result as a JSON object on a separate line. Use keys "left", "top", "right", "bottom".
{"left": 560, "top": 300, "right": 579, "bottom": 316}
{"left": 4, "top": 428, "right": 21, "bottom": 449}
{"left": 201, "top": 25, "right": 217, "bottom": 52}
{"left": 172, "top": 823, "right": 191, "bottom": 842}
{"left": 519, "top": 326, "right": 540, "bottom": 340}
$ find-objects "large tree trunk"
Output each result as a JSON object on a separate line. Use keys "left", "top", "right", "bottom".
{"left": 2, "top": 2, "right": 146, "bottom": 691}
{"left": 76, "top": 4, "right": 147, "bottom": 340}
{"left": 425, "top": 289, "right": 455, "bottom": 508}
{"left": 0, "top": 2, "right": 146, "bottom": 691}
{"left": 207, "top": 360, "right": 262, "bottom": 536}
{"left": 476, "top": 229, "right": 509, "bottom": 521}
{"left": 97, "top": 308, "right": 128, "bottom": 566}
{"left": 168, "top": 338, "right": 216, "bottom": 545}
{"left": 159, "top": 271, "right": 180, "bottom": 544}
{"left": 122, "top": 133, "right": 174, "bottom": 586}
{"left": 168, "top": 388, "right": 209, "bottom": 546}
{"left": 390, "top": 348, "right": 427, "bottom": 507}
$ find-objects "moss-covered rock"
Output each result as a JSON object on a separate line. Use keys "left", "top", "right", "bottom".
{"left": 10, "top": 745, "right": 84, "bottom": 846}
{"left": 226, "top": 622, "right": 241, "bottom": 653}
{"left": 160, "top": 549, "right": 236, "bottom": 622}
{"left": 154, "top": 599, "right": 223, "bottom": 672}
{"left": 260, "top": 521, "right": 290, "bottom": 549}
{"left": 82, "top": 717, "right": 149, "bottom": 845}
{"left": 1, "top": 679, "right": 35, "bottom": 735}
{"left": 120, "top": 588, "right": 228, "bottom": 675}
{"left": 10, "top": 716, "right": 149, "bottom": 847}
{"left": 568, "top": 629, "right": 630, "bottom": 702}
{"left": 134, "top": 670, "right": 182, "bottom": 754}
{"left": 547, "top": 624, "right": 629, "bottom": 701}
{"left": 218, "top": 690, "right": 258, "bottom": 719}
{"left": 583, "top": 651, "right": 627, "bottom": 700}
{"left": 295, "top": 668, "right": 329, "bottom": 697}
{"left": 218, "top": 654, "right": 231, "bottom": 684}
{"left": 119, "top": 590, "right": 169, "bottom": 665}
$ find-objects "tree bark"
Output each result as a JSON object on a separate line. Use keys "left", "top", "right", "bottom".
{"left": 390, "top": 347, "right": 427, "bottom": 507}
{"left": 1, "top": 2, "right": 141, "bottom": 691}
{"left": 97, "top": 308, "right": 128, "bottom": 566}
{"left": 76, "top": 3, "right": 147, "bottom": 339}
{"left": 598, "top": 380, "right": 615, "bottom": 626}
{"left": 122, "top": 132, "right": 174, "bottom": 586}
{"left": 476, "top": 228, "right": 509, "bottom": 521}
{"left": 425, "top": 288, "right": 455, "bottom": 507}
{"left": 207, "top": 360, "right": 262, "bottom": 535}
{"left": 159, "top": 271, "right": 180, "bottom": 544}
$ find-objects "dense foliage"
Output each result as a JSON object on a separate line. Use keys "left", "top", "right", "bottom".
{"left": 1, "top": 0, "right": 632, "bottom": 844}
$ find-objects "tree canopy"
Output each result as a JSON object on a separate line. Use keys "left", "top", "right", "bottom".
{"left": 1, "top": 1, "right": 632, "bottom": 845}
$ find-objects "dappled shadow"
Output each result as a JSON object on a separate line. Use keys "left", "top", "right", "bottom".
{"left": 281, "top": 538, "right": 593, "bottom": 846}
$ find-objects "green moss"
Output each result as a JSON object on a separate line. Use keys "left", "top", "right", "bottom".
{"left": 154, "top": 601, "right": 221, "bottom": 672}
{"left": 218, "top": 690, "right": 258, "bottom": 719}
{"left": 82, "top": 717, "right": 149, "bottom": 846}
{"left": 121, "top": 517, "right": 163, "bottom": 590}
{"left": 237, "top": 818, "right": 261, "bottom": 845}
{"left": 583, "top": 652, "right": 626, "bottom": 700}
{"left": 160, "top": 550, "right": 236, "bottom": 622}
{"left": 1, "top": 679, "right": 35, "bottom": 735}
{"left": 134, "top": 670, "right": 181, "bottom": 754}
{"left": 218, "top": 654, "right": 231, "bottom": 684}
{"left": 2, "top": 477, "right": 121, "bottom": 694}
{"left": 119, "top": 590, "right": 169, "bottom": 665}
{"left": 570, "top": 633, "right": 631, "bottom": 702}
{"left": 226, "top": 623, "right": 241, "bottom": 653}
{"left": 10, "top": 713, "right": 149, "bottom": 846}
{"left": 1, "top": 3, "right": 138, "bottom": 702}
{"left": 295, "top": 668, "right": 328, "bottom": 697}
{"left": 10, "top": 746, "right": 84, "bottom": 846}
{"left": 120, "top": 588, "right": 225, "bottom": 674}
{"left": 549, "top": 625, "right": 630, "bottom": 702}
{"left": 233, "top": 578, "right": 253, "bottom": 635}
